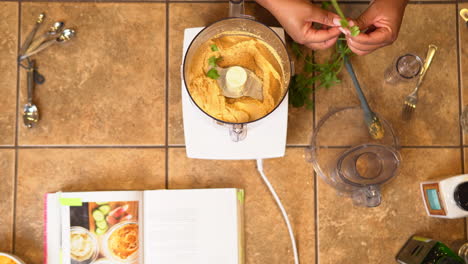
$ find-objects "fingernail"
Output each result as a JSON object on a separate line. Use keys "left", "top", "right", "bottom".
{"left": 349, "top": 21, "right": 355, "bottom": 26}
{"left": 333, "top": 18, "right": 341, "bottom": 26}
{"left": 338, "top": 27, "right": 346, "bottom": 34}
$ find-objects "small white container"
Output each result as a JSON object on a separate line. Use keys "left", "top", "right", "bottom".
{"left": 0, "top": 252, "right": 26, "bottom": 264}
{"left": 421, "top": 174, "right": 468, "bottom": 219}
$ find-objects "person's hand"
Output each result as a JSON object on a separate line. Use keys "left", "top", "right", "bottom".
{"left": 340, "top": 0, "right": 408, "bottom": 55}
{"left": 256, "top": 0, "right": 342, "bottom": 50}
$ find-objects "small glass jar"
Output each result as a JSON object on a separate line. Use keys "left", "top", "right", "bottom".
{"left": 384, "top": 53, "right": 423, "bottom": 85}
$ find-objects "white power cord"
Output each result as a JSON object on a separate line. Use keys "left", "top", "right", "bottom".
{"left": 256, "top": 159, "right": 300, "bottom": 264}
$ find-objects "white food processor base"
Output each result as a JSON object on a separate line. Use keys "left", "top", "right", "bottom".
{"left": 181, "top": 27, "right": 289, "bottom": 160}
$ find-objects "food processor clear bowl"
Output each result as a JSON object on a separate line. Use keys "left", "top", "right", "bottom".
{"left": 308, "top": 106, "right": 401, "bottom": 207}
{"left": 182, "top": 17, "right": 291, "bottom": 125}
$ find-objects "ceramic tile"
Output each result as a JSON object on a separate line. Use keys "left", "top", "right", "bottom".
{"left": 461, "top": 3, "right": 468, "bottom": 144}
{"left": 0, "top": 2, "right": 18, "bottom": 146}
{"left": 168, "top": 148, "right": 315, "bottom": 263}
{"left": 168, "top": 3, "right": 312, "bottom": 146}
{"left": 18, "top": 3, "right": 166, "bottom": 146}
{"left": 315, "top": 4, "right": 459, "bottom": 146}
{"left": 15, "top": 148, "right": 166, "bottom": 263}
{"left": 318, "top": 148, "right": 465, "bottom": 264}
{"left": 0, "top": 150, "right": 15, "bottom": 252}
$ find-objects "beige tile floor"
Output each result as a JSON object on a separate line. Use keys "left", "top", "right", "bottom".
{"left": 0, "top": 1, "right": 467, "bottom": 264}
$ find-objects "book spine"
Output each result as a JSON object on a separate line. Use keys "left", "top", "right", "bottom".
{"left": 43, "top": 193, "right": 48, "bottom": 264}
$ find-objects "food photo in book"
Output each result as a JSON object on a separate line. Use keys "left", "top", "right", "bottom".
{"left": 69, "top": 201, "right": 139, "bottom": 264}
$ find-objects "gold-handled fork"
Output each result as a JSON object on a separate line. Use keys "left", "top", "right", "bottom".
{"left": 402, "top": 44, "right": 438, "bottom": 120}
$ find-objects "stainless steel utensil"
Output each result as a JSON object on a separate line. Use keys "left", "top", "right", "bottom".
{"left": 344, "top": 55, "right": 385, "bottom": 140}
{"left": 23, "top": 60, "right": 39, "bottom": 128}
{"left": 19, "top": 28, "right": 75, "bottom": 60}
{"left": 25, "top": 21, "right": 64, "bottom": 54}
{"left": 402, "top": 44, "right": 438, "bottom": 120}
{"left": 461, "top": 9, "right": 468, "bottom": 27}
{"left": 19, "top": 13, "right": 45, "bottom": 56}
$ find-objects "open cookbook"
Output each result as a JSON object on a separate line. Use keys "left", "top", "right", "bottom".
{"left": 45, "top": 189, "right": 245, "bottom": 264}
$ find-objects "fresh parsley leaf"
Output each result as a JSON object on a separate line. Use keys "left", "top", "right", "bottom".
{"left": 210, "top": 44, "right": 219, "bottom": 51}
{"left": 350, "top": 26, "right": 360, "bottom": 37}
{"left": 289, "top": 38, "right": 353, "bottom": 110}
{"left": 208, "top": 56, "right": 222, "bottom": 67}
{"left": 331, "top": 0, "right": 360, "bottom": 37}
{"left": 206, "top": 68, "right": 220, "bottom": 79}
{"left": 321, "top": 1, "right": 330, "bottom": 10}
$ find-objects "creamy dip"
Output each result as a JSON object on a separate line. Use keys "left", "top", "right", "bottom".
{"left": 107, "top": 223, "right": 138, "bottom": 260}
{"left": 187, "top": 34, "right": 285, "bottom": 123}
{"left": 70, "top": 229, "right": 95, "bottom": 261}
{"left": 0, "top": 256, "right": 16, "bottom": 264}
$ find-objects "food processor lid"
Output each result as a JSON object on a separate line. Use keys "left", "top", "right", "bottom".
{"left": 454, "top": 182, "right": 468, "bottom": 211}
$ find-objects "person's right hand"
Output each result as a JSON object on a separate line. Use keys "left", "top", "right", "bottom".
{"left": 257, "top": 0, "right": 342, "bottom": 50}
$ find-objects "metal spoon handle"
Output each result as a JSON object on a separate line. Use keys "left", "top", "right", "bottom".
{"left": 27, "top": 62, "right": 35, "bottom": 104}
{"left": 20, "top": 39, "right": 56, "bottom": 60}
{"left": 19, "top": 13, "right": 45, "bottom": 56}
{"left": 26, "top": 34, "right": 51, "bottom": 55}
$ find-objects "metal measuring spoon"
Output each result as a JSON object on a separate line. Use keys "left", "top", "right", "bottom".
{"left": 19, "top": 13, "right": 45, "bottom": 56}
{"left": 23, "top": 60, "right": 39, "bottom": 128}
{"left": 19, "top": 29, "right": 75, "bottom": 60}
{"left": 25, "top": 21, "right": 64, "bottom": 54}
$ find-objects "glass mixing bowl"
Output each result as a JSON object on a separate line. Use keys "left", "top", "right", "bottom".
{"left": 309, "top": 106, "right": 401, "bottom": 207}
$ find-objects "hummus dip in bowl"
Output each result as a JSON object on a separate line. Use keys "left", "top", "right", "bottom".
{"left": 183, "top": 17, "right": 291, "bottom": 125}
{"left": 0, "top": 253, "right": 26, "bottom": 264}
{"left": 70, "top": 226, "right": 99, "bottom": 263}
{"left": 102, "top": 221, "right": 138, "bottom": 263}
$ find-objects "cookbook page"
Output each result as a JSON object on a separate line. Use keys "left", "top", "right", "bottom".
{"left": 143, "top": 189, "right": 240, "bottom": 264}
{"left": 59, "top": 191, "right": 143, "bottom": 264}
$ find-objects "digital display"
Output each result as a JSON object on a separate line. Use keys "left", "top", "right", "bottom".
{"left": 426, "top": 189, "right": 442, "bottom": 210}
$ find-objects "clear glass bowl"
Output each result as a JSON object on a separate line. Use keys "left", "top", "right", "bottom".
{"left": 308, "top": 107, "right": 401, "bottom": 207}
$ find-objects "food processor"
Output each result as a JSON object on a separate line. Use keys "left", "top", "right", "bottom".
{"left": 309, "top": 107, "right": 401, "bottom": 207}
{"left": 181, "top": 0, "right": 292, "bottom": 160}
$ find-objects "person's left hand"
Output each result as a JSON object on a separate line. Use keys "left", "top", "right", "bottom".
{"left": 337, "top": 0, "right": 408, "bottom": 55}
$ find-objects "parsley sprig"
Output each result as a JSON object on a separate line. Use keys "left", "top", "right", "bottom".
{"left": 206, "top": 45, "right": 222, "bottom": 80}
{"left": 288, "top": 1, "right": 359, "bottom": 109}
{"left": 289, "top": 40, "right": 352, "bottom": 109}
{"left": 331, "top": 0, "right": 360, "bottom": 37}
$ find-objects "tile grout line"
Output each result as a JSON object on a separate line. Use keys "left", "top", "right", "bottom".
{"left": 15, "top": 145, "right": 167, "bottom": 148}
{"left": 12, "top": 0, "right": 21, "bottom": 253}
{"left": 165, "top": 0, "right": 169, "bottom": 190}
{"left": 2, "top": 145, "right": 465, "bottom": 149}
{"left": 13, "top": 0, "right": 458, "bottom": 4}
{"left": 312, "top": 49, "right": 319, "bottom": 264}
{"left": 455, "top": 1, "right": 467, "bottom": 240}
{"left": 456, "top": 1, "right": 464, "bottom": 173}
